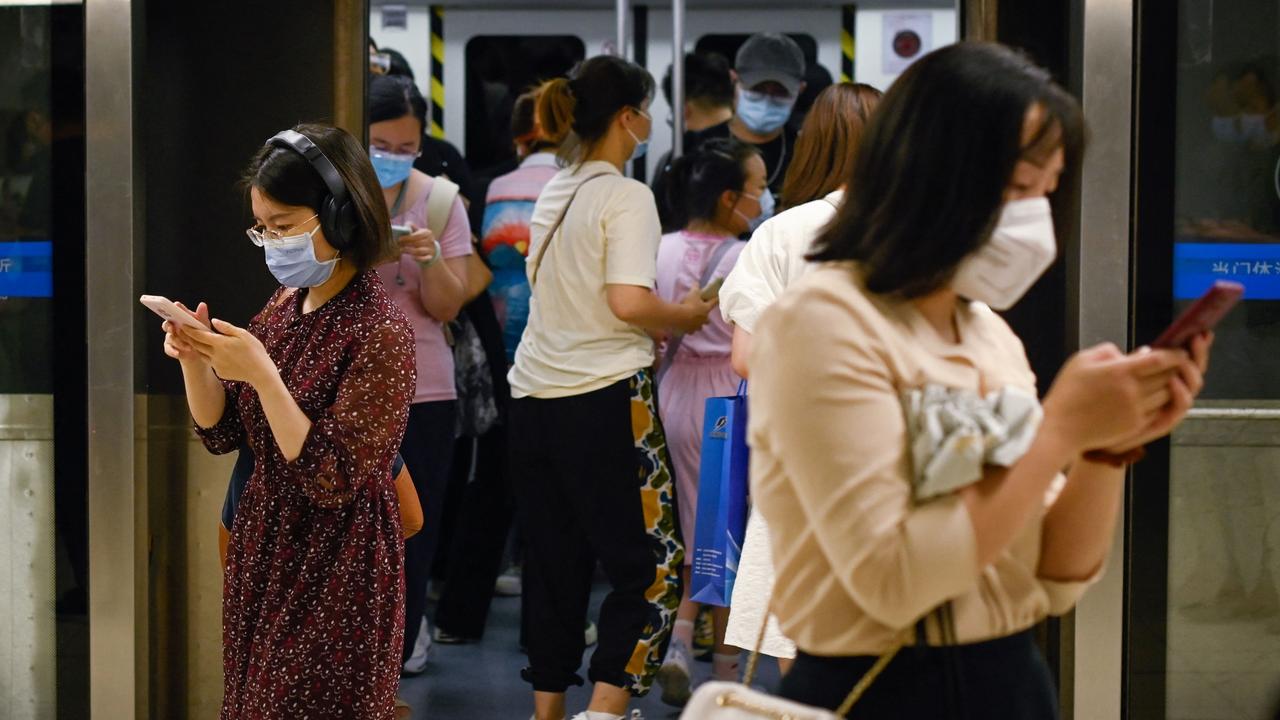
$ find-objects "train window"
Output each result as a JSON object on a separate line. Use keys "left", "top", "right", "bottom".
{"left": 464, "top": 35, "right": 585, "bottom": 175}
{"left": 0, "top": 5, "right": 88, "bottom": 717}
{"left": 1158, "top": 2, "right": 1280, "bottom": 719}
{"left": 694, "top": 33, "right": 833, "bottom": 133}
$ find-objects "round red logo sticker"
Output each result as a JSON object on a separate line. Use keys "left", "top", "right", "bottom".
{"left": 893, "top": 30, "right": 923, "bottom": 59}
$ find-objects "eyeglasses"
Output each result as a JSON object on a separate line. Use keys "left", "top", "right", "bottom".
{"left": 246, "top": 213, "right": 319, "bottom": 246}
{"left": 370, "top": 146, "right": 423, "bottom": 160}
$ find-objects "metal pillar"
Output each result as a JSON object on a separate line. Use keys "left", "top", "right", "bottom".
{"left": 672, "top": 0, "right": 686, "bottom": 156}
{"left": 616, "top": 0, "right": 630, "bottom": 58}
{"left": 85, "top": 0, "right": 145, "bottom": 716}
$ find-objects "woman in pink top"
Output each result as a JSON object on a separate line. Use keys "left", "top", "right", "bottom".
{"left": 652, "top": 137, "right": 766, "bottom": 705}
{"left": 367, "top": 74, "right": 473, "bottom": 673}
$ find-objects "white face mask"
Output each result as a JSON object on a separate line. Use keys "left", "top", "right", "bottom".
{"left": 950, "top": 197, "right": 1057, "bottom": 310}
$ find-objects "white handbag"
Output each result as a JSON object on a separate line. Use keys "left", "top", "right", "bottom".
{"left": 677, "top": 606, "right": 902, "bottom": 720}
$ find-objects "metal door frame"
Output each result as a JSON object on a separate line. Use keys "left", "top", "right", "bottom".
{"left": 1065, "top": 1, "right": 1136, "bottom": 719}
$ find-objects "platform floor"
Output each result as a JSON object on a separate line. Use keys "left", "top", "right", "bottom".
{"left": 398, "top": 585, "right": 781, "bottom": 719}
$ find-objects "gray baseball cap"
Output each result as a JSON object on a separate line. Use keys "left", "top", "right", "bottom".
{"left": 734, "top": 33, "right": 806, "bottom": 97}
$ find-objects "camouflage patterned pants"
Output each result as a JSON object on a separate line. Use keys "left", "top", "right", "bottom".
{"left": 510, "top": 370, "right": 685, "bottom": 695}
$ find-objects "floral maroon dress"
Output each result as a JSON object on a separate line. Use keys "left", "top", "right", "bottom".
{"left": 196, "top": 271, "right": 416, "bottom": 719}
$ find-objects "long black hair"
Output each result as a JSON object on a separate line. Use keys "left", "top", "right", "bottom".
{"left": 369, "top": 74, "right": 428, "bottom": 130}
{"left": 663, "top": 137, "right": 760, "bottom": 229}
{"left": 809, "top": 42, "right": 1085, "bottom": 299}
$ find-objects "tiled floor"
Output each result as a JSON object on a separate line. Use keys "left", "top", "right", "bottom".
{"left": 398, "top": 587, "right": 780, "bottom": 720}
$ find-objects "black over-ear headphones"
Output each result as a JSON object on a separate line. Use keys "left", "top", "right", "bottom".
{"left": 267, "top": 129, "right": 360, "bottom": 251}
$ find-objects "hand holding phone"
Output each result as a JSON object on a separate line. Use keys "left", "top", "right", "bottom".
{"left": 700, "top": 277, "right": 726, "bottom": 301}
{"left": 1151, "top": 280, "right": 1243, "bottom": 349}
{"left": 140, "top": 294, "right": 208, "bottom": 330}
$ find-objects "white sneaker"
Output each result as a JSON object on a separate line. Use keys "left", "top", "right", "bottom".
{"left": 584, "top": 620, "right": 599, "bottom": 648}
{"left": 656, "top": 639, "right": 692, "bottom": 707}
{"left": 495, "top": 564, "right": 523, "bottom": 596}
{"left": 402, "top": 617, "right": 432, "bottom": 675}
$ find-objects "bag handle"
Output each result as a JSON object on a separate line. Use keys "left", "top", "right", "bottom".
{"left": 741, "top": 600, "right": 916, "bottom": 716}
{"left": 656, "top": 238, "right": 737, "bottom": 383}
{"left": 530, "top": 172, "right": 613, "bottom": 287}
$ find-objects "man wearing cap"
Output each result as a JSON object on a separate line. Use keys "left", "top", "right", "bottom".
{"left": 690, "top": 32, "right": 806, "bottom": 218}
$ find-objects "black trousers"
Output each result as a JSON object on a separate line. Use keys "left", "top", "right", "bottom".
{"left": 510, "top": 373, "right": 684, "bottom": 695}
{"left": 400, "top": 399, "right": 458, "bottom": 663}
{"left": 778, "top": 630, "right": 1058, "bottom": 719}
{"left": 434, "top": 424, "right": 516, "bottom": 639}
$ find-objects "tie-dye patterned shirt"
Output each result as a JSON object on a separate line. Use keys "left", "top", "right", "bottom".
{"left": 480, "top": 152, "right": 560, "bottom": 362}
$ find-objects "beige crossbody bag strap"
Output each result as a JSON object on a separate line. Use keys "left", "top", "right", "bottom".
{"left": 530, "top": 173, "right": 612, "bottom": 288}
{"left": 424, "top": 176, "right": 460, "bottom": 240}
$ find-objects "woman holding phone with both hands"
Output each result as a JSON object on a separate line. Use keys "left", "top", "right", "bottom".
{"left": 747, "top": 43, "right": 1213, "bottom": 718}
{"left": 161, "top": 123, "right": 414, "bottom": 719}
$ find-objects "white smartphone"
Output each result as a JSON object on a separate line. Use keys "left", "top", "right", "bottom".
{"left": 139, "top": 294, "right": 208, "bottom": 330}
{"left": 392, "top": 224, "right": 411, "bottom": 241}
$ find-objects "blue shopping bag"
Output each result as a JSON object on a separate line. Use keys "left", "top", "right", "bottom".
{"left": 689, "top": 382, "right": 749, "bottom": 607}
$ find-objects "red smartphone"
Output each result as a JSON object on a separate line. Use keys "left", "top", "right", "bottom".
{"left": 1151, "top": 280, "right": 1243, "bottom": 349}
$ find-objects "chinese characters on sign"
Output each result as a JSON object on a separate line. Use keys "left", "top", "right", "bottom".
{"left": 1174, "top": 242, "right": 1280, "bottom": 300}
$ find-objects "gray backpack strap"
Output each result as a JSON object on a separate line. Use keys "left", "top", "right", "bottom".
{"left": 530, "top": 172, "right": 612, "bottom": 287}
{"left": 657, "top": 238, "right": 736, "bottom": 383}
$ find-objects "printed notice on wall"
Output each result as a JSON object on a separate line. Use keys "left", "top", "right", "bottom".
{"left": 882, "top": 12, "right": 933, "bottom": 75}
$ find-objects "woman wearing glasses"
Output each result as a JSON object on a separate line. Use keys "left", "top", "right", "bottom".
{"left": 162, "top": 123, "right": 414, "bottom": 718}
{"left": 366, "top": 72, "right": 474, "bottom": 675}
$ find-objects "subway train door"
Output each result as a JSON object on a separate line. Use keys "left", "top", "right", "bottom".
{"left": 435, "top": 6, "right": 610, "bottom": 177}
{"left": 1127, "top": 1, "right": 1280, "bottom": 718}
{"left": 0, "top": 4, "right": 86, "bottom": 719}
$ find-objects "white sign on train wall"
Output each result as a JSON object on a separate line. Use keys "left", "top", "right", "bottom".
{"left": 881, "top": 12, "right": 933, "bottom": 74}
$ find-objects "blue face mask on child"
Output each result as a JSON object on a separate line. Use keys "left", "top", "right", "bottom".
{"left": 747, "top": 188, "right": 776, "bottom": 233}
{"left": 369, "top": 147, "right": 416, "bottom": 188}
{"left": 736, "top": 89, "right": 795, "bottom": 135}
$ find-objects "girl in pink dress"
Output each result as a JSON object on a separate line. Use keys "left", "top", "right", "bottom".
{"left": 653, "top": 137, "right": 767, "bottom": 705}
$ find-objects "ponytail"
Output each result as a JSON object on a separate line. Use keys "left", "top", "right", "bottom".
{"left": 539, "top": 56, "right": 655, "bottom": 166}
{"left": 662, "top": 154, "right": 697, "bottom": 230}
{"left": 537, "top": 77, "right": 576, "bottom": 147}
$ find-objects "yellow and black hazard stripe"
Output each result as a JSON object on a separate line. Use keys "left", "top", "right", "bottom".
{"left": 429, "top": 6, "right": 445, "bottom": 138}
{"left": 841, "top": 5, "right": 856, "bottom": 83}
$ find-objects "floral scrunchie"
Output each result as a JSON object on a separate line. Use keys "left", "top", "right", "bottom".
{"left": 902, "top": 384, "right": 1043, "bottom": 502}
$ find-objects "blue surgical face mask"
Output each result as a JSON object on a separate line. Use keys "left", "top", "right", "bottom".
{"left": 369, "top": 147, "right": 416, "bottom": 188}
{"left": 625, "top": 108, "right": 651, "bottom": 160}
{"left": 733, "top": 189, "right": 764, "bottom": 228}
{"left": 746, "top": 188, "right": 776, "bottom": 233}
{"left": 263, "top": 230, "right": 339, "bottom": 288}
{"left": 736, "top": 89, "right": 795, "bottom": 135}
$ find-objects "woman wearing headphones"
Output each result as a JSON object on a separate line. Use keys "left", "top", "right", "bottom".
{"left": 162, "top": 124, "right": 415, "bottom": 719}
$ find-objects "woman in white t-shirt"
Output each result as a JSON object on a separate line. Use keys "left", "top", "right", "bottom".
{"left": 717, "top": 83, "right": 883, "bottom": 665}
{"left": 508, "top": 55, "right": 717, "bottom": 720}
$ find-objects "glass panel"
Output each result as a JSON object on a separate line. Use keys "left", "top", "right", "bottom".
{"left": 1169, "top": 2, "right": 1280, "bottom": 718}
{"left": 463, "top": 35, "right": 585, "bottom": 172}
{"left": 0, "top": 5, "right": 86, "bottom": 719}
